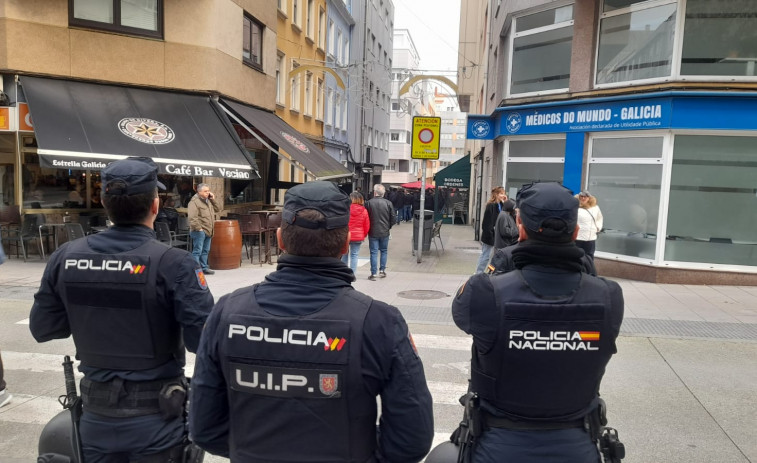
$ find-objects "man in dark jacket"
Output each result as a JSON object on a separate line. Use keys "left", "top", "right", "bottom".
{"left": 30, "top": 157, "right": 214, "bottom": 462}
{"left": 493, "top": 199, "right": 518, "bottom": 249}
{"left": 452, "top": 182, "right": 624, "bottom": 462}
{"left": 365, "top": 184, "right": 394, "bottom": 281}
{"left": 390, "top": 188, "right": 405, "bottom": 224}
{"left": 189, "top": 181, "right": 434, "bottom": 462}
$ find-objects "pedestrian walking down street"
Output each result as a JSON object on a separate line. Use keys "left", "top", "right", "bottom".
{"left": 576, "top": 191, "right": 604, "bottom": 259}
{"left": 452, "top": 182, "right": 624, "bottom": 462}
{"left": 188, "top": 183, "right": 221, "bottom": 275}
{"left": 341, "top": 191, "right": 370, "bottom": 275}
{"left": 475, "top": 186, "right": 507, "bottom": 273}
{"left": 365, "top": 184, "right": 395, "bottom": 281}
{"left": 29, "top": 157, "right": 215, "bottom": 462}
{"left": 189, "top": 181, "right": 434, "bottom": 462}
{"left": 390, "top": 187, "right": 405, "bottom": 224}
{"left": 403, "top": 189, "right": 414, "bottom": 222}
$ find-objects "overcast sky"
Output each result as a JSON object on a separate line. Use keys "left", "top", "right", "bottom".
{"left": 393, "top": 0, "right": 461, "bottom": 78}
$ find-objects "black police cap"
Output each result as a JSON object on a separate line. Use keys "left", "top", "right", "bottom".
{"left": 282, "top": 181, "right": 350, "bottom": 230}
{"left": 102, "top": 157, "right": 166, "bottom": 196}
{"left": 516, "top": 182, "right": 578, "bottom": 242}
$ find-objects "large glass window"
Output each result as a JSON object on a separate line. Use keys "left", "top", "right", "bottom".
{"left": 665, "top": 135, "right": 757, "bottom": 267}
{"left": 589, "top": 136, "right": 664, "bottom": 260}
{"left": 681, "top": 0, "right": 757, "bottom": 76}
{"left": 243, "top": 14, "right": 263, "bottom": 69}
{"left": 509, "top": 5, "right": 574, "bottom": 95}
{"left": 290, "top": 60, "right": 300, "bottom": 111}
{"left": 276, "top": 53, "right": 285, "bottom": 105}
{"left": 596, "top": 1, "right": 676, "bottom": 85}
{"left": 22, "top": 154, "right": 91, "bottom": 209}
{"left": 70, "top": 0, "right": 162, "bottom": 39}
{"left": 504, "top": 138, "right": 565, "bottom": 198}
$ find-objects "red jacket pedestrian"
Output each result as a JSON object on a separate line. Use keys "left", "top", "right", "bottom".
{"left": 348, "top": 201, "right": 370, "bottom": 242}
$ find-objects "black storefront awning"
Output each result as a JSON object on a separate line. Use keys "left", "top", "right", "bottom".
{"left": 220, "top": 99, "right": 352, "bottom": 180}
{"left": 434, "top": 155, "right": 471, "bottom": 188}
{"left": 20, "top": 76, "right": 259, "bottom": 180}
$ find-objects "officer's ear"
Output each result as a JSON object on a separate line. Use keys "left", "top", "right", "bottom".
{"left": 276, "top": 228, "right": 286, "bottom": 252}
{"left": 571, "top": 225, "right": 579, "bottom": 241}
{"left": 150, "top": 197, "right": 159, "bottom": 216}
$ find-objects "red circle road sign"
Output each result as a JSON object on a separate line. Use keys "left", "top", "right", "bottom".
{"left": 418, "top": 128, "right": 434, "bottom": 143}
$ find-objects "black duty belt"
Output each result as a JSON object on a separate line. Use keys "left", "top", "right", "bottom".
{"left": 80, "top": 376, "right": 183, "bottom": 418}
{"left": 484, "top": 413, "right": 585, "bottom": 431}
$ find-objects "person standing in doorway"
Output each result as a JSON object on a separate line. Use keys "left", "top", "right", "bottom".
{"left": 475, "top": 186, "right": 507, "bottom": 273}
{"left": 576, "top": 191, "right": 604, "bottom": 259}
{"left": 188, "top": 183, "right": 221, "bottom": 275}
{"left": 365, "top": 184, "right": 394, "bottom": 281}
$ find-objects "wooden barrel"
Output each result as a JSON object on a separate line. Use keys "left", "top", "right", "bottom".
{"left": 208, "top": 220, "right": 242, "bottom": 270}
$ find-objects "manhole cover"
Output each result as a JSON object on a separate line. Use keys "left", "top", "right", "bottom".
{"left": 398, "top": 290, "right": 450, "bottom": 300}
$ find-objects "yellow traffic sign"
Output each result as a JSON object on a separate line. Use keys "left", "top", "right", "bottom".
{"left": 411, "top": 116, "right": 441, "bottom": 159}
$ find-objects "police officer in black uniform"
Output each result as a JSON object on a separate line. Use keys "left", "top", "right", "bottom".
{"left": 30, "top": 157, "right": 214, "bottom": 462}
{"left": 189, "top": 181, "right": 434, "bottom": 462}
{"left": 452, "top": 182, "right": 624, "bottom": 462}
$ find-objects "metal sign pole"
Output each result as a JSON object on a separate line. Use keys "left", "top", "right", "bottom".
{"left": 409, "top": 115, "right": 441, "bottom": 264}
{"left": 417, "top": 163, "right": 426, "bottom": 263}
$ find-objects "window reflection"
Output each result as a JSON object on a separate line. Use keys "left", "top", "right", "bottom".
{"left": 510, "top": 6, "right": 573, "bottom": 95}
{"left": 22, "top": 154, "right": 89, "bottom": 209}
{"left": 665, "top": 135, "right": 757, "bottom": 267}
{"left": 589, "top": 137, "right": 664, "bottom": 260}
{"left": 596, "top": 3, "right": 676, "bottom": 84}
{"left": 681, "top": 0, "right": 757, "bottom": 76}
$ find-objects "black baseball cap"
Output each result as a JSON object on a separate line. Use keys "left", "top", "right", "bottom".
{"left": 516, "top": 182, "right": 578, "bottom": 242}
{"left": 282, "top": 181, "right": 350, "bottom": 229}
{"left": 102, "top": 157, "right": 166, "bottom": 196}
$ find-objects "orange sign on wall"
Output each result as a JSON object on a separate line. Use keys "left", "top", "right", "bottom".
{"left": 0, "top": 108, "right": 10, "bottom": 130}
{"left": 18, "top": 102, "right": 34, "bottom": 131}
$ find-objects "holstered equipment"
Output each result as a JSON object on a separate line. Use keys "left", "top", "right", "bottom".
{"left": 80, "top": 376, "right": 185, "bottom": 418}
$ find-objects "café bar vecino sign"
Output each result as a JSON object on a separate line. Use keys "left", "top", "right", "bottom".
{"left": 38, "top": 117, "right": 253, "bottom": 179}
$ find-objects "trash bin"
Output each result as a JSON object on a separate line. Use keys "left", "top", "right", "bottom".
{"left": 412, "top": 210, "right": 434, "bottom": 252}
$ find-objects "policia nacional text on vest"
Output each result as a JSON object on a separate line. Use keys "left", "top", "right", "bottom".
{"left": 429, "top": 270, "right": 625, "bottom": 463}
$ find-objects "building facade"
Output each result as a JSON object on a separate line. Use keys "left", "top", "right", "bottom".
{"left": 0, "top": 0, "right": 350, "bottom": 245}
{"left": 457, "top": 0, "right": 490, "bottom": 233}
{"left": 322, "top": 0, "right": 355, "bottom": 175}
{"left": 384, "top": 28, "right": 423, "bottom": 185}
{"left": 347, "top": 0, "right": 394, "bottom": 191}
{"left": 464, "top": 0, "right": 757, "bottom": 283}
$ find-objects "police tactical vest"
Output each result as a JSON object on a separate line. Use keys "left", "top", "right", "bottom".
{"left": 60, "top": 237, "right": 183, "bottom": 370}
{"left": 472, "top": 270, "right": 615, "bottom": 422}
{"left": 218, "top": 285, "right": 377, "bottom": 462}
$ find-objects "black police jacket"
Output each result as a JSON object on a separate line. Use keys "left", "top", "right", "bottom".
{"left": 190, "top": 255, "right": 434, "bottom": 462}
{"left": 30, "top": 225, "right": 214, "bottom": 381}
{"left": 453, "top": 269, "right": 624, "bottom": 422}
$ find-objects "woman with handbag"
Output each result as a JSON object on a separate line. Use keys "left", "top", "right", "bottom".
{"left": 576, "top": 191, "right": 603, "bottom": 259}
